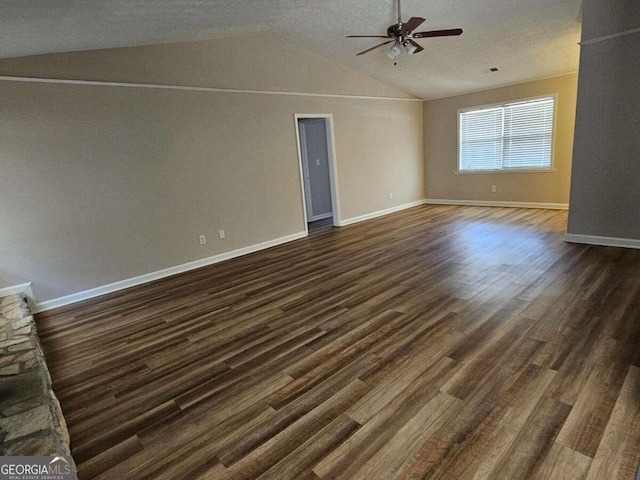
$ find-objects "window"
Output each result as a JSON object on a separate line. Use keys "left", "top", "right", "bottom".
{"left": 458, "top": 96, "right": 555, "bottom": 173}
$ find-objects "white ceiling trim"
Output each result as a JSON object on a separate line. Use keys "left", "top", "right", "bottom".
{"left": 0, "top": 75, "right": 422, "bottom": 102}
{"left": 580, "top": 27, "right": 640, "bottom": 46}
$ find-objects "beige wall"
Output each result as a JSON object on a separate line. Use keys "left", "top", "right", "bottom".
{"left": 567, "top": 1, "right": 640, "bottom": 240}
{"left": 0, "top": 34, "right": 423, "bottom": 302}
{"left": 423, "top": 74, "right": 578, "bottom": 204}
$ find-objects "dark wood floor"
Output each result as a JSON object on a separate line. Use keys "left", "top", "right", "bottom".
{"left": 36, "top": 205, "right": 640, "bottom": 480}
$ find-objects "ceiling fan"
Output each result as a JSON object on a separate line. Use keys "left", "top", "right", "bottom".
{"left": 347, "top": 0, "right": 463, "bottom": 63}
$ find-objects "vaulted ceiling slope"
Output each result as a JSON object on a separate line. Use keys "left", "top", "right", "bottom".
{"left": 0, "top": 33, "right": 415, "bottom": 99}
{"left": 0, "top": 0, "right": 582, "bottom": 99}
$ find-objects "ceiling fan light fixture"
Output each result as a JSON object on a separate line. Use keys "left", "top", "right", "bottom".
{"left": 405, "top": 42, "right": 418, "bottom": 55}
{"left": 387, "top": 40, "right": 402, "bottom": 59}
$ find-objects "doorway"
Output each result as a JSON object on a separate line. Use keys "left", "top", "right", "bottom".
{"left": 295, "top": 115, "right": 340, "bottom": 230}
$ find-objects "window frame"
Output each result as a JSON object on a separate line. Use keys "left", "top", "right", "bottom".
{"left": 456, "top": 94, "right": 558, "bottom": 175}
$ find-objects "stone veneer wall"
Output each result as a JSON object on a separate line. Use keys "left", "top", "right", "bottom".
{"left": 0, "top": 294, "right": 75, "bottom": 469}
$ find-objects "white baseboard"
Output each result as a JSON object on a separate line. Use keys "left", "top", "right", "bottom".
{"left": 339, "top": 200, "right": 427, "bottom": 227}
{"left": 34, "top": 231, "right": 308, "bottom": 313}
{"left": 0, "top": 283, "right": 36, "bottom": 310}
{"left": 424, "top": 199, "right": 569, "bottom": 210}
{"left": 0, "top": 282, "right": 32, "bottom": 297}
{"left": 564, "top": 234, "right": 640, "bottom": 250}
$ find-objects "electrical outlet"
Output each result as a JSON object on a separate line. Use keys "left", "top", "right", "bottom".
{"left": 491, "top": 185, "right": 497, "bottom": 193}
{"left": 218, "top": 229, "right": 226, "bottom": 239}
{"left": 199, "top": 235, "right": 206, "bottom": 245}
{"left": 389, "top": 192, "right": 394, "bottom": 200}
{"left": 315, "top": 159, "right": 320, "bottom": 166}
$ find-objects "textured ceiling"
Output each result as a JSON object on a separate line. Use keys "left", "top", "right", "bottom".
{"left": 0, "top": 0, "right": 582, "bottom": 99}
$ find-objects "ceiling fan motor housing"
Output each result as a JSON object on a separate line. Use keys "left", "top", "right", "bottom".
{"left": 387, "top": 24, "right": 402, "bottom": 38}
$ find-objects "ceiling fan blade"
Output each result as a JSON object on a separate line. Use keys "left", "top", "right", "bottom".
{"left": 401, "top": 17, "right": 425, "bottom": 34}
{"left": 356, "top": 40, "right": 393, "bottom": 56}
{"left": 408, "top": 39, "right": 424, "bottom": 54}
{"left": 412, "top": 28, "right": 463, "bottom": 38}
{"left": 347, "top": 35, "right": 391, "bottom": 38}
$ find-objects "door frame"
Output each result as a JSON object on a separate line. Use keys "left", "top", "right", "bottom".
{"left": 294, "top": 114, "right": 341, "bottom": 230}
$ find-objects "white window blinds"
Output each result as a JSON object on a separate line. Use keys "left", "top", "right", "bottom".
{"left": 459, "top": 96, "right": 555, "bottom": 172}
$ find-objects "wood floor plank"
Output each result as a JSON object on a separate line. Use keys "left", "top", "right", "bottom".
{"left": 347, "top": 342, "right": 461, "bottom": 425}
{"left": 256, "top": 414, "right": 361, "bottom": 480}
{"left": 215, "top": 354, "right": 377, "bottom": 467}
{"left": 76, "top": 435, "right": 144, "bottom": 480}
{"left": 529, "top": 442, "right": 592, "bottom": 480}
{"left": 220, "top": 379, "right": 369, "bottom": 479}
{"left": 487, "top": 395, "right": 573, "bottom": 479}
{"left": 312, "top": 357, "right": 458, "bottom": 480}
{"left": 420, "top": 364, "right": 557, "bottom": 480}
{"left": 556, "top": 339, "right": 635, "bottom": 457}
{"left": 32, "top": 205, "right": 640, "bottom": 479}
{"left": 72, "top": 400, "right": 182, "bottom": 464}
{"left": 586, "top": 365, "right": 640, "bottom": 480}
{"left": 97, "top": 404, "right": 276, "bottom": 479}
{"left": 337, "top": 392, "right": 460, "bottom": 480}
{"left": 441, "top": 319, "right": 543, "bottom": 401}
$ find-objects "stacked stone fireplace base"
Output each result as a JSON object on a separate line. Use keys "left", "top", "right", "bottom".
{"left": 0, "top": 294, "right": 75, "bottom": 472}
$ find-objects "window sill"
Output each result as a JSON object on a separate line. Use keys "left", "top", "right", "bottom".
{"left": 455, "top": 168, "right": 557, "bottom": 175}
